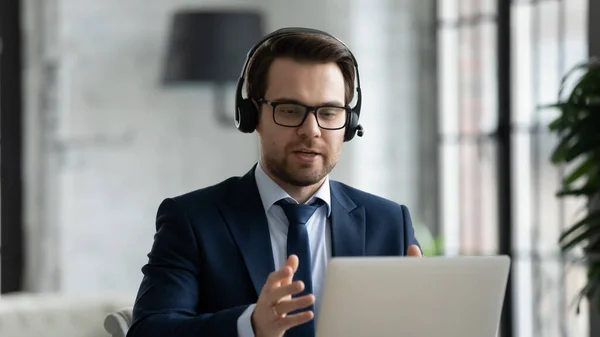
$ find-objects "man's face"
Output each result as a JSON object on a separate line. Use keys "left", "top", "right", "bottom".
{"left": 256, "top": 57, "right": 346, "bottom": 187}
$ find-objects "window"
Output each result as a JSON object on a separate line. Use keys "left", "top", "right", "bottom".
{"left": 437, "top": 0, "right": 589, "bottom": 336}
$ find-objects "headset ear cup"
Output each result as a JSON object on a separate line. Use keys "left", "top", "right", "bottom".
{"left": 247, "top": 99, "right": 259, "bottom": 131}
{"left": 236, "top": 98, "right": 259, "bottom": 133}
{"left": 235, "top": 76, "right": 255, "bottom": 133}
{"left": 344, "top": 110, "right": 359, "bottom": 142}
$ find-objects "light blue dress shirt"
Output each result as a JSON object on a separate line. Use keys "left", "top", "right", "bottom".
{"left": 237, "top": 163, "right": 332, "bottom": 337}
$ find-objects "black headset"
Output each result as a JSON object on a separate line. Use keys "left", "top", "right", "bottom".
{"left": 234, "top": 27, "right": 364, "bottom": 142}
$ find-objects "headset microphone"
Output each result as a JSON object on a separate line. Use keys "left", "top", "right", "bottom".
{"left": 356, "top": 125, "right": 364, "bottom": 137}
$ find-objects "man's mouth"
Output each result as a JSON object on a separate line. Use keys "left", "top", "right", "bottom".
{"left": 293, "top": 149, "right": 320, "bottom": 155}
{"left": 292, "top": 149, "right": 322, "bottom": 162}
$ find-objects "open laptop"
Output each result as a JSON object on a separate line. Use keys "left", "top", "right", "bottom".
{"left": 316, "top": 255, "right": 511, "bottom": 337}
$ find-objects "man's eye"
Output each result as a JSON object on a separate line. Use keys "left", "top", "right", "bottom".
{"left": 278, "top": 104, "right": 303, "bottom": 114}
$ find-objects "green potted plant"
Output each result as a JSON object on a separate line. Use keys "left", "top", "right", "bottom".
{"left": 545, "top": 58, "right": 600, "bottom": 313}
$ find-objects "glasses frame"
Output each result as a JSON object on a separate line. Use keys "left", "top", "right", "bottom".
{"left": 258, "top": 98, "right": 350, "bottom": 130}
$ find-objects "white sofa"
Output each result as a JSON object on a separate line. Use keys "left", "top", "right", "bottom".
{"left": 0, "top": 292, "right": 133, "bottom": 337}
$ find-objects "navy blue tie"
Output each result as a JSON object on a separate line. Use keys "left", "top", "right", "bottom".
{"left": 276, "top": 199, "right": 324, "bottom": 337}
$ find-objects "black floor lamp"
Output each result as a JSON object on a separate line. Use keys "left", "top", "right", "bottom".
{"left": 161, "top": 10, "right": 263, "bottom": 127}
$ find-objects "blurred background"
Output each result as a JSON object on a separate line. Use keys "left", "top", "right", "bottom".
{"left": 1, "top": 0, "right": 599, "bottom": 336}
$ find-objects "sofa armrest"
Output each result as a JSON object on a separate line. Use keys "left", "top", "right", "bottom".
{"left": 104, "top": 307, "right": 133, "bottom": 337}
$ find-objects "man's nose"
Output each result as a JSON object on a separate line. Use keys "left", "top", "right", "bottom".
{"left": 297, "top": 111, "right": 322, "bottom": 138}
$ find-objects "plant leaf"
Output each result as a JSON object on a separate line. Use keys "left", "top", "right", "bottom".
{"left": 550, "top": 120, "right": 600, "bottom": 164}
{"left": 563, "top": 156, "right": 597, "bottom": 185}
{"left": 585, "top": 237, "right": 600, "bottom": 254}
{"left": 547, "top": 106, "right": 600, "bottom": 135}
{"left": 559, "top": 61, "right": 599, "bottom": 100}
{"left": 548, "top": 115, "right": 568, "bottom": 132}
{"left": 551, "top": 130, "right": 580, "bottom": 163}
{"left": 541, "top": 102, "right": 590, "bottom": 111}
{"left": 574, "top": 263, "right": 600, "bottom": 314}
{"left": 559, "top": 210, "right": 600, "bottom": 243}
{"left": 562, "top": 136, "right": 600, "bottom": 163}
{"left": 557, "top": 186, "right": 599, "bottom": 197}
{"left": 567, "top": 67, "right": 600, "bottom": 104}
{"left": 559, "top": 212, "right": 600, "bottom": 251}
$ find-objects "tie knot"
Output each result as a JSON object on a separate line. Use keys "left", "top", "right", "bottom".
{"left": 276, "top": 199, "right": 324, "bottom": 225}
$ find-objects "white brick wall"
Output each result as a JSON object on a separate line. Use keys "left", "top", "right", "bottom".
{"left": 23, "top": 0, "right": 437, "bottom": 294}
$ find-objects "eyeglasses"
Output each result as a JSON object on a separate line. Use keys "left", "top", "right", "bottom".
{"left": 258, "top": 99, "right": 349, "bottom": 130}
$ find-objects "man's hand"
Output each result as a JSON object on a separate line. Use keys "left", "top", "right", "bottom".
{"left": 407, "top": 244, "right": 422, "bottom": 257}
{"left": 251, "top": 255, "right": 314, "bottom": 337}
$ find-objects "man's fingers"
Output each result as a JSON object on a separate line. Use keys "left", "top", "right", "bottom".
{"left": 268, "top": 281, "right": 305, "bottom": 304}
{"left": 264, "top": 266, "right": 293, "bottom": 291}
{"left": 264, "top": 255, "right": 298, "bottom": 292}
{"left": 280, "top": 255, "right": 299, "bottom": 288}
{"left": 277, "top": 310, "right": 314, "bottom": 331}
{"left": 407, "top": 244, "right": 422, "bottom": 257}
{"left": 274, "top": 294, "right": 314, "bottom": 316}
{"left": 286, "top": 254, "right": 299, "bottom": 274}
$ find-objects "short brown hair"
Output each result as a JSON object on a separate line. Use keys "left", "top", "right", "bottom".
{"left": 245, "top": 32, "right": 356, "bottom": 105}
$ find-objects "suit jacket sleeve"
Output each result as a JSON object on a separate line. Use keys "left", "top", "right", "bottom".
{"left": 127, "top": 198, "right": 249, "bottom": 337}
{"left": 401, "top": 204, "right": 422, "bottom": 254}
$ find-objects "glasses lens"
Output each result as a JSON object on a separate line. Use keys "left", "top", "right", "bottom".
{"left": 316, "top": 107, "right": 347, "bottom": 129}
{"left": 274, "top": 104, "right": 306, "bottom": 126}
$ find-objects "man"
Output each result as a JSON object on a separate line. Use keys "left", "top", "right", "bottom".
{"left": 127, "top": 27, "right": 421, "bottom": 337}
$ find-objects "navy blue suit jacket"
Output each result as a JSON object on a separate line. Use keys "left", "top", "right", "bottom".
{"left": 127, "top": 166, "right": 420, "bottom": 337}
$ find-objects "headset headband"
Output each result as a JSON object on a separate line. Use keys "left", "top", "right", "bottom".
{"left": 235, "top": 27, "right": 364, "bottom": 141}
{"left": 238, "top": 27, "right": 361, "bottom": 111}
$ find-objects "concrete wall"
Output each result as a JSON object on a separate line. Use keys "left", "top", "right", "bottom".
{"left": 22, "top": 0, "right": 438, "bottom": 294}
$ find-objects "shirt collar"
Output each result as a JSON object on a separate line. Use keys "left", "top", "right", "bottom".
{"left": 254, "top": 162, "right": 332, "bottom": 216}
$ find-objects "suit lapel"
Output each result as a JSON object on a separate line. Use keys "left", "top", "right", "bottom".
{"left": 218, "top": 166, "right": 275, "bottom": 296}
{"left": 217, "top": 172, "right": 366, "bottom": 295}
{"left": 330, "top": 182, "right": 366, "bottom": 257}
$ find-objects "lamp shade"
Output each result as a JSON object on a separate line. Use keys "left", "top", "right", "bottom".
{"left": 162, "top": 10, "right": 264, "bottom": 84}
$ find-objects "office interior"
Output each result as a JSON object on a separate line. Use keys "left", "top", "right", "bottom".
{"left": 1, "top": 0, "right": 599, "bottom": 336}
